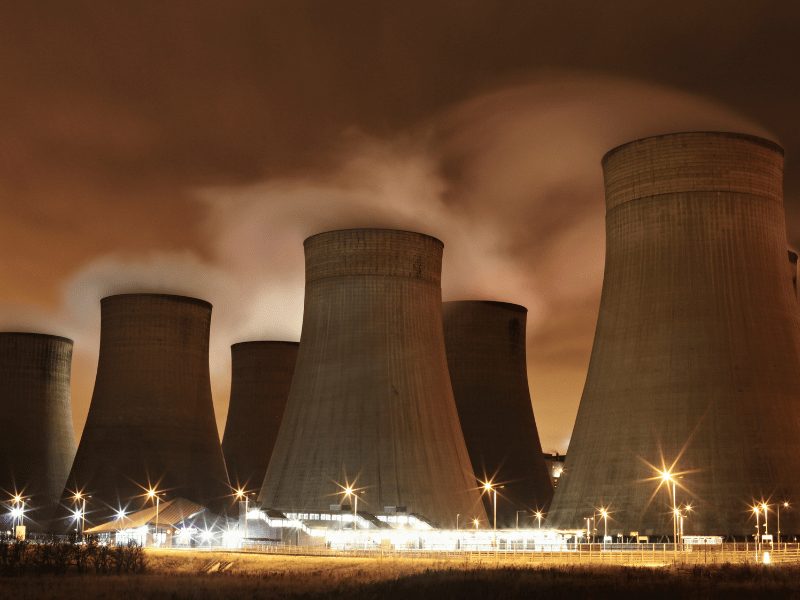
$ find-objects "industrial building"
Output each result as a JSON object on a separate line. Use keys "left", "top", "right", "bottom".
{"left": 259, "top": 229, "right": 487, "bottom": 528}
{"left": 547, "top": 132, "right": 800, "bottom": 536}
{"left": 221, "top": 341, "right": 299, "bottom": 490}
{"left": 63, "top": 294, "right": 230, "bottom": 522}
{"left": 0, "top": 333, "right": 76, "bottom": 529}
{"left": 442, "top": 301, "right": 553, "bottom": 526}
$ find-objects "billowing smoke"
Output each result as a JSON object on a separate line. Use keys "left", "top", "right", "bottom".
{"left": 1, "top": 71, "right": 771, "bottom": 453}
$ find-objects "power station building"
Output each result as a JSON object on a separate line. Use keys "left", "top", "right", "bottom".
{"left": 0, "top": 333, "right": 76, "bottom": 528}
{"left": 259, "top": 229, "right": 487, "bottom": 528}
{"left": 222, "top": 341, "right": 299, "bottom": 491}
{"left": 442, "top": 301, "right": 553, "bottom": 526}
{"left": 64, "top": 294, "right": 230, "bottom": 520}
{"left": 547, "top": 132, "right": 800, "bottom": 536}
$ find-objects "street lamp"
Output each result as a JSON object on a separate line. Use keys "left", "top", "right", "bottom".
{"left": 10, "top": 494, "right": 25, "bottom": 530}
{"left": 660, "top": 469, "right": 678, "bottom": 545}
{"left": 778, "top": 501, "right": 789, "bottom": 547}
{"left": 752, "top": 505, "right": 761, "bottom": 561}
{"left": 473, "top": 517, "right": 480, "bottom": 530}
{"left": 599, "top": 507, "right": 609, "bottom": 549}
{"left": 456, "top": 513, "right": 460, "bottom": 531}
{"left": 342, "top": 485, "right": 358, "bottom": 532}
{"left": 72, "top": 491, "right": 87, "bottom": 538}
{"left": 480, "top": 480, "right": 503, "bottom": 540}
{"left": 534, "top": 510, "right": 544, "bottom": 530}
{"left": 761, "top": 502, "right": 769, "bottom": 537}
{"left": 235, "top": 488, "right": 251, "bottom": 540}
{"left": 147, "top": 487, "right": 161, "bottom": 546}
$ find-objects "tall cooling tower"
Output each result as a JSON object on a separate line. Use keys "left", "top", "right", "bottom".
{"left": 548, "top": 132, "right": 800, "bottom": 536}
{"left": 64, "top": 294, "right": 229, "bottom": 517}
{"left": 0, "top": 333, "right": 75, "bottom": 527}
{"left": 260, "top": 229, "right": 486, "bottom": 527}
{"left": 442, "top": 301, "right": 553, "bottom": 526}
{"left": 221, "top": 341, "right": 298, "bottom": 490}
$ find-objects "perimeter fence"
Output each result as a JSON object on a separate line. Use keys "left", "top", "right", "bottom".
{"left": 232, "top": 542, "right": 800, "bottom": 566}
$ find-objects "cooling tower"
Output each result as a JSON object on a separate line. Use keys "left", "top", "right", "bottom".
{"left": 0, "top": 333, "right": 75, "bottom": 528}
{"left": 548, "top": 132, "right": 800, "bottom": 537}
{"left": 221, "top": 341, "right": 298, "bottom": 490}
{"left": 64, "top": 294, "right": 229, "bottom": 518}
{"left": 259, "top": 229, "right": 486, "bottom": 527}
{"left": 442, "top": 301, "right": 553, "bottom": 526}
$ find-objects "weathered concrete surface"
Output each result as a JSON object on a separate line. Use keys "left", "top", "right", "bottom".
{"left": 260, "top": 229, "right": 487, "bottom": 527}
{"left": 222, "top": 341, "right": 298, "bottom": 491}
{"left": 64, "top": 294, "right": 230, "bottom": 519}
{"left": 443, "top": 301, "right": 553, "bottom": 526}
{"left": 548, "top": 132, "right": 800, "bottom": 536}
{"left": 0, "top": 333, "right": 75, "bottom": 528}
{"left": 789, "top": 249, "right": 798, "bottom": 297}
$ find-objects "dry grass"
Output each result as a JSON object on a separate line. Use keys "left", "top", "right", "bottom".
{"left": 3, "top": 549, "right": 800, "bottom": 599}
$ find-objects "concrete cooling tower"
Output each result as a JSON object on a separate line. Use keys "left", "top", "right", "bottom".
{"left": 259, "top": 229, "right": 487, "bottom": 527}
{"left": 548, "top": 132, "right": 800, "bottom": 537}
{"left": 0, "top": 333, "right": 76, "bottom": 528}
{"left": 64, "top": 294, "right": 230, "bottom": 519}
{"left": 442, "top": 301, "right": 553, "bottom": 526}
{"left": 221, "top": 341, "right": 298, "bottom": 491}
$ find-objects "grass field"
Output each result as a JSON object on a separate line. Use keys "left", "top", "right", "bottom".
{"left": 2, "top": 548, "right": 800, "bottom": 599}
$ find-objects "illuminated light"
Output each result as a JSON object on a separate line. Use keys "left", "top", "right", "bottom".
{"left": 12, "top": 494, "right": 23, "bottom": 504}
{"left": 73, "top": 491, "right": 83, "bottom": 502}
{"left": 234, "top": 488, "right": 246, "bottom": 500}
{"left": 9, "top": 507, "right": 23, "bottom": 520}
{"left": 116, "top": 509, "right": 127, "bottom": 520}
{"left": 200, "top": 528, "right": 215, "bottom": 542}
{"left": 660, "top": 470, "right": 673, "bottom": 484}
{"left": 763, "top": 550, "right": 772, "bottom": 565}
{"left": 146, "top": 488, "right": 157, "bottom": 499}
{"left": 753, "top": 505, "right": 761, "bottom": 515}
{"left": 482, "top": 481, "right": 493, "bottom": 492}
{"left": 473, "top": 518, "right": 480, "bottom": 529}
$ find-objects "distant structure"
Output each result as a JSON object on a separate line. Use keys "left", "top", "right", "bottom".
{"left": 789, "top": 249, "right": 798, "bottom": 298}
{"left": 222, "top": 341, "right": 299, "bottom": 491}
{"left": 0, "top": 333, "right": 75, "bottom": 527}
{"left": 260, "top": 229, "right": 486, "bottom": 527}
{"left": 442, "top": 301, "right": 553, "bottom": 526}
{"left": 548, "top": 132, "right": 800, "bottom": 536}
{"left": 64, "top": 294, "right": 230, "bottom": 520}
{"left": 543, "top": 453, "right": 566, "bottom": 489}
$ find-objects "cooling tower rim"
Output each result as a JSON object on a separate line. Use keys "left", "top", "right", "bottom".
{"left": 0, "top": 331, "right": 74, "bottom": 345}
{"left": 443, "top": 300, "right": 527, "bottom": 313}
{"left": 100, "top": 293, "right": 212, "bottom": 309}
{"left": 303, "top": 228, "right": 444, "bottom": 248}
{"left": 601, "top": 131, "right": 784, "bottom": 165}
{"left": 232, "top": 340, "right": 300, "bottom": 349}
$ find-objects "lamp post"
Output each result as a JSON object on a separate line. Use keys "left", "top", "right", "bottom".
{"left": 599, "top": 508, "right": 609, "bottom": 549}
{"left": 482, "top": 481, "right": 499, "bottom": 543}
{"left": 73, "top": 492, "right": 87, "bottom": 538}
{"left": 11, "top": 494, "right": 23, "bottom": 529}
{"left": 753, "top": 505, "right": 761, "bottom": 561}
{"left": 147, "top": 487, "right": 161, "bottom": 546}
{"left": 761, "top": 502, "right": 769, "bottom": 538}
{"left": 342, "top": 486, "right": 358, "bottom": 532}
{"left": 778, "top": 501, "right": 789, "bottom": 548}
{"left": 660, "top": 470, "right": 678, "bottom": 547}
{"left": 534, "top": 510, "right": 543, "bottom": 530}
{"left": 456, "top": 513, "right": 460, "bottom": 531}
{"left": 586, "top": 517, "right": 591, "bottom": 543}
{"left": 235, "top": 488, "right": 251, "bottom": 540}
{"left": 473, "top": 518, "right": 479, "bottom": 530}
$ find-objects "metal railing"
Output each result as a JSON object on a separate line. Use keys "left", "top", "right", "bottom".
{"left": 223, "top": 542, "right": 800, "bottom": 566}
